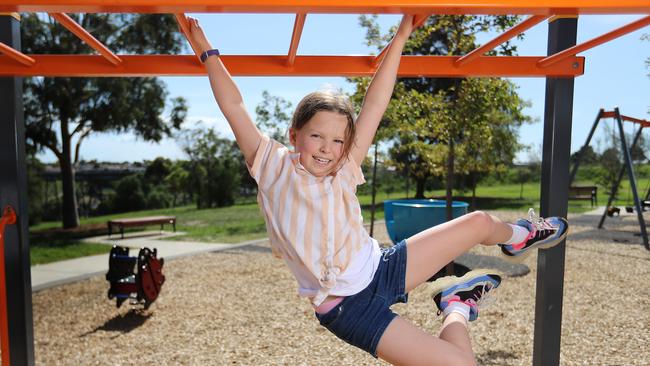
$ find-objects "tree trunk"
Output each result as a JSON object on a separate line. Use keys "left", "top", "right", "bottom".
{"left": 415, "top": 178, "right": 426, "bottom": 199}
{"left": 59, "top": 119, "right": 80, "bottom": 228}
{"left": 446, "top": 139, "right": 454, "bottom": 221}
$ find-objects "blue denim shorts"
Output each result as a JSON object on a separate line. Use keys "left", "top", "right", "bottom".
{"left": 314, "top": 240, "right": 409, "bottom": 358}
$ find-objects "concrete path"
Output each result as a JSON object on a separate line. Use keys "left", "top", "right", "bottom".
{"left": 31, "top": 231, "right": 266, "bottom": 292}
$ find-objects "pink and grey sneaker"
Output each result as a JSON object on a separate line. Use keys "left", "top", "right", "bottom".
{"left": 431, "top": 269, "right": 501, "bottom": 322}
{"left": 499, "top": 208, "right": 568, "bottom": 262}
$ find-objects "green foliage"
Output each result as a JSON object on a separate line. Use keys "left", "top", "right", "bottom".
{"left": 255, "top": 90, "right": 293, "bottom": 145}
{"left": 352, "top": 15, "right": 530, "bottom": 199}
{"left": 21, "top": 13, "right": 188, "bottom": 228}
{"left": 112, "top": 175, "right": 146, "bottom": 213}
{"left": 178, "top": 126, "right": 241, "bottom": 208}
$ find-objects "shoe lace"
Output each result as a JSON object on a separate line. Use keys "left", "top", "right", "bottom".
{"left": 528, "top": 208, "right": 556, "bottom": 232}
{"left": 471, "top": 283, "right": 495, "bottom": 310}
{"left": 436, "top": 284, "right": 495, "bottom": 316}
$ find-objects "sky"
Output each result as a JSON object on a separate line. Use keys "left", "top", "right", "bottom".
{"left": 36, "top": 13, "right": 650, "bottom": 164}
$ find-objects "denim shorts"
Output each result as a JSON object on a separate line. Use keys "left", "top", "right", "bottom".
{"left": 314, "top": 240, "right": 409, "bottom": 358}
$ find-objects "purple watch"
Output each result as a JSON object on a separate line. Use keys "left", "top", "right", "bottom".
{"left": 200, "top": 49, "right": 220, "bottom": 63}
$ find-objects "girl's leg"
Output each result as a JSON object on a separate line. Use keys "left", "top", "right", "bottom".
{"left": 376, "top": 316, "right": 476, "bottom": 366}
{"left": 404, "top": 211, "right": 511, "bottom": 292}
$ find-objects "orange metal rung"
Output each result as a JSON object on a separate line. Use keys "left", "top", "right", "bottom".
{"left": 0, "top": 205, "right": 17, "bottom": 366}
{"left": 538, "top": 15, "right": 650, "bottom": 67}
{"left": 49, "top": 13, "right": 122, "bottom": 65}
{"left": 0, "top": 42, "right": 35, "bottom": 66}
{"left": 287, "top": 13, "right": 306, "bottom": 66}
{"left": 0, "top": 54, "right": 584, "bottom": 77}
{"left": 455, "top": 14, "right": 549, "bottom": 66}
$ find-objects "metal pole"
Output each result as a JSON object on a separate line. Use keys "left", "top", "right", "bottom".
{"left": 533, "top": 16, "right": 577, "bottom": 366}
{"left": 597, "top": 122, "right": 644, "bottom": 229}
{"left": 614, "top": 108, "right": 649, "bottom": 249}
{"left": 568, "top": 109, "right": 603, "bottom": 185}
{"left": 0, "top": 14, "right": 36, "bottom": 366}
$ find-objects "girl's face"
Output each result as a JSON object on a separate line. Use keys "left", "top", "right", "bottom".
{"left": 289, "top": 110, "right": 349, "bottom": 177}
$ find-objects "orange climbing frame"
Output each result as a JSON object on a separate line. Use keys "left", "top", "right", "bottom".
{"left": 0, "top": 1, "right": 648, "bottom": 78}
{"left": 0, "top": 206, "right": 17, "bottom": 366}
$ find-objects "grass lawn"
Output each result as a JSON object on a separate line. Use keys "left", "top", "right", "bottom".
{"left": 29, "top": 180, "right": 627, "bottom": 265}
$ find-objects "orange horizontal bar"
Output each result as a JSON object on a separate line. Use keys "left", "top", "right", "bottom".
{"left": 287, "top": 13, "right": 306, "bottom": 66}
{"left": 0, "top": 55, "right": 584, "bottom": 77}
{"left": 49, "top": 13, "right": 122, "bottom": 65}
{"left": 538, "top": 15, "right": 650, "bottom": 67}
{"left": 0, "top": 42, "right": 36, "bottom": 66}
{"left": 2, "top": 0, "right": 649, "bottom": 14}
{"left": 455, "top": 15, "right": 549, "bottom": 66}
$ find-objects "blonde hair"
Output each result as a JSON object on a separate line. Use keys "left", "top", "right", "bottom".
{"left": 291, "top": 91, "right": 357, "bottom": 162}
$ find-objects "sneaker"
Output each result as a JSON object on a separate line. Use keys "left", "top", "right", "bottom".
{"left": 431, "top": 269, "right": 501, "bottom": 322}
{"left": 499, "top": 208, "right": 568, "bottom": 262}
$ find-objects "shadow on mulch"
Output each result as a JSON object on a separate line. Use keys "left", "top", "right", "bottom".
{"left": 79, "top": 309, "right": 151, "bottom": 337}
{"left": 476, "top": 349, "right": 519, "bottom": 364}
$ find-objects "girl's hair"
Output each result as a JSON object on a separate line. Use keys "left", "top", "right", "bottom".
{"left": 290, "top": 91, "right": 357, "bottom": 163}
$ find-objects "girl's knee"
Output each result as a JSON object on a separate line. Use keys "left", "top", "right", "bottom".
{"left": 466, "top": 210, "right": 493, "bottom": 229}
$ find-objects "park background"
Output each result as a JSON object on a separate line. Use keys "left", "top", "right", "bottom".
{"left": 24, "top": 13, "right": 650, "bottom": 265}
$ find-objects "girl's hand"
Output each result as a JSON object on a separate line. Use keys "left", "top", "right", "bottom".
{"left": 395, "top": 14, "right": 414, "bottom": 39}
{"left": 187, "top": 16, "right": 213, "bottom": 54}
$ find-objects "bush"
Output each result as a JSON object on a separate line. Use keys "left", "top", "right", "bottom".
{"left": 112, "top": 175, "right": 146, "bottom": 213}
{"left": 146, "top": 186, "right": 173, "bottom": 209}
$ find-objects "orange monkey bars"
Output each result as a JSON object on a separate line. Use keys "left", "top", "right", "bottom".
{"left": 0, "top": 1, "right": 649, "bottom": 77}
{"left": 0, "top": 206, "right": 17, "bottom": 366}
{"left": 1, "top": 0, "right": 649, "bottom": 15}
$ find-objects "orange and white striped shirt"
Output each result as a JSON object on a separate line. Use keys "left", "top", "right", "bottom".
{"left": 248, "top": 135, "right": 381, "bottom": 306}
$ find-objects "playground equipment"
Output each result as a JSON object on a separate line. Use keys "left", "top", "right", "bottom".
{"left": 0, "top": 206, "right": 16, "bottom": 366}
{"left": 569, "top": 108, "right": 650, "bottom": 250}
{"left": 384, "top": 199, "right": 469, "bottom": 244}
{"left": 1, "top": 3, "right": 650, "bottom": 365}
{"left": 106, "top": 246, "right": 165, "bottom": 309}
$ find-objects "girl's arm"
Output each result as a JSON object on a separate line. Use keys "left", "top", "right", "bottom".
{"left": 187, "top": 17, "right": 263, "bottom": 166}
{"left": 350, "top": 15, "right": 413, "bottom": 166}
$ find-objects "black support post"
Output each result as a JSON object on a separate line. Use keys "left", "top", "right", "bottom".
{"left": 533, "top": 16, "right": 577, "bottom": 366}
{"left": 0, "top": 14, "right": 36, "bottom": 366}
{"left": 614, "top": 108, "right": 649, "bottom": 249}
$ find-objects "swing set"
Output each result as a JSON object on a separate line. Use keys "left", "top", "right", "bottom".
{"left": 570, "top": 108, "right": 650, "bottom": 249}
{"left": 1, "top": 1, "right": 650, "bottom": 365}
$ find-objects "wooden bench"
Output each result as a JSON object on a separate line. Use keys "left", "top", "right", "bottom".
{"left": 569, "top": 185, "right": 598, "bottom": 207}
{"left": 108, "top": 216, "right": 176, "bottom": 239}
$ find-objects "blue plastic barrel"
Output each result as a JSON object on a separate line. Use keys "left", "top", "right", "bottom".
{"left": 383, "top": 199, "right": 469, "bottom": 244}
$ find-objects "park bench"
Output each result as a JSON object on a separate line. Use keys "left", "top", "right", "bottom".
{"left": 107, "top": 215, "right": 176, "bottom": 239}
{"left": 568, "top": 185, "right": 598, "bottom": 207}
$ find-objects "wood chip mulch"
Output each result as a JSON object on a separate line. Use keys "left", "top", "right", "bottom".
{"left": 32, "top": 211, "right": 650, "bottom": 365}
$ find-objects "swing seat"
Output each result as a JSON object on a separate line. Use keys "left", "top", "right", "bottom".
{"left": 106, "top": 245, "right": 165, "bottom": 309}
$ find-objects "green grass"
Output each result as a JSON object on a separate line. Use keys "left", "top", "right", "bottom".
{"left": 30, "top": 180, "right": 626, "bottom": 265}
{"left": 30, "top": 241, "right": 111, "bottom": 265}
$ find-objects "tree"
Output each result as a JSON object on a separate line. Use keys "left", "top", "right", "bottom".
{"left": 571, "top": 145, "right": 600, "bottom": 165}
{"left": 598, "top": 147, "right": 622, "bottom": 199}
{"left": 355, "top": 15, "right": 530, "bottom": 204}
{"left": 255, "top": 90, "right": 293, "bottom": 145}
{"left": 178, "top": 126, "right": 241, "bottom": 208}
{"left": 22, "top": 14, "right": 188, "bottom": 228}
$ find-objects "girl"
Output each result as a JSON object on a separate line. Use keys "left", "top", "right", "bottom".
{"left": 187, "top": 15, "right": 568, "bottom": 366}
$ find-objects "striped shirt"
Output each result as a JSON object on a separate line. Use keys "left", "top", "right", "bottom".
{"left": 248, "top": 135, "right": 381, "bottom": 306}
